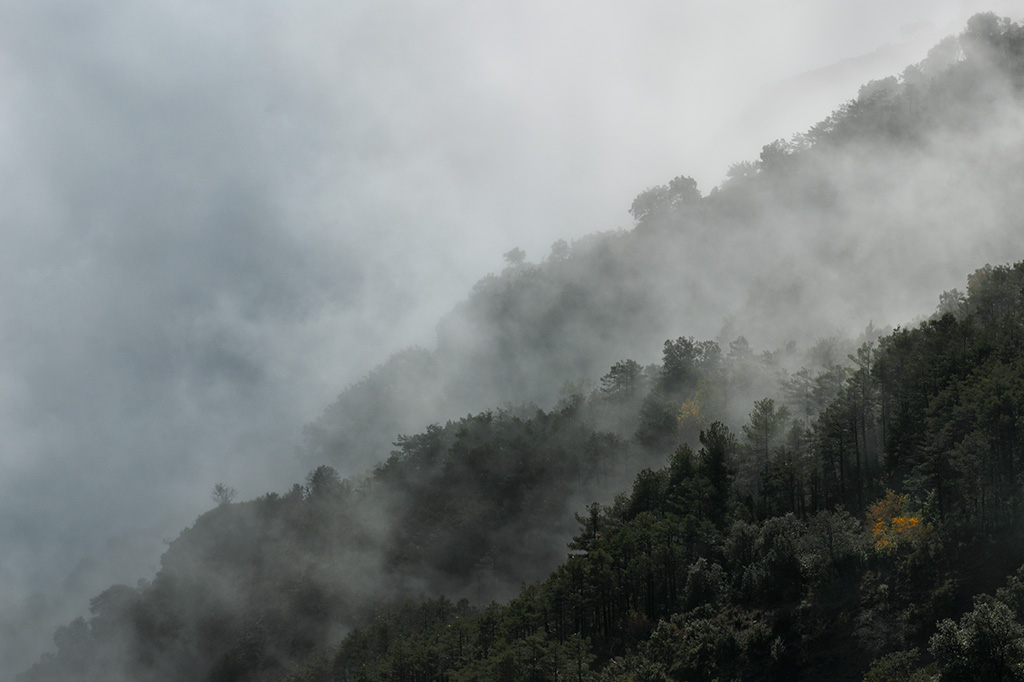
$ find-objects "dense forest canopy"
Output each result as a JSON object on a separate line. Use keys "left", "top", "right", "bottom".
{"left": 15, "top": 13, "right": 1024, "bottom": 682}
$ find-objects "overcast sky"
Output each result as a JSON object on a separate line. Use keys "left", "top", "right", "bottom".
{"left": 0, "top": 0, "right": 1019, "bottom": 648}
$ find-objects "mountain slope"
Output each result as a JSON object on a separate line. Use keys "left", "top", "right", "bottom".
{"left": 302, "top": 261, "right": 1024, "bottom": 682}
{"left": 304, "top": 12, "right": 1024, "bottom": 477}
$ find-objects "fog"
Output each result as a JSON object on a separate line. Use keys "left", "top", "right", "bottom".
{"left": 2, "top": 0, "right": 1021, "bottom": 674}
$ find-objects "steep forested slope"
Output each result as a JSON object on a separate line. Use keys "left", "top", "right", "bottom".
{"left": 19, "top": 13, "right": 1024, "bottom": 682}
{"left": 24, "top": 256, "right": 1024, "bottom": 681}
{"left": 297, "top": 263, "right": 1024, "bottom": 682}
{"left": 304, "top": 12, "right": 1024, "bottom": 476}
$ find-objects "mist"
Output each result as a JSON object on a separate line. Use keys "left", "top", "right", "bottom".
{"left": 3, "top": 0, "right": 1023, "bottom": 675}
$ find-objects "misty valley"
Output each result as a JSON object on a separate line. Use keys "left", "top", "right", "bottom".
{"left": 16, "top": 12, "right": 1024, "bottom": 682}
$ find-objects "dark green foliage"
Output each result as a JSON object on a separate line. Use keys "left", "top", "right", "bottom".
{"left": 376, "top": 404, "right": 628, "bottom": 585}
{"left": 930, "top": 598, "right": 1024, "bottom": 682}
{"left": 313, "top": 254, "right": 1024, "bottom": 680}
{"left": 599, "top": 359, "right": 644, "bottom": 400}
{"left": 658, "top": 337, "right": 721, "bottom": 398}
{"left": 698, "top": 422, "right": 735, "bottom": 529}
{"left": 330, "top": 469, "right": 873, "bottom": 681}
{"left": 20, "top": 400, "right": 642, "bottom": 682}
{"left": 635, "top": 338, "right": 723, "bottom": 451}
{"left": 871, "top": 263, "right": 1024, "bottom": 527}
{"left": 863, "top": 650, "right": 934, "bottom": 682}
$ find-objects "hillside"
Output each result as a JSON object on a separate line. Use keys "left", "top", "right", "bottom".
{"left": 17, "top": 13, "right": 1024, "bottom": 682}
{"left": 303, "top": 12, "right": 1024, "bottom": 477}
{"left": 21, "top": 261, "right": 1024, "bottom": 681}
{"left": 316, "top": 258, "right": 1024, "bottom": 682}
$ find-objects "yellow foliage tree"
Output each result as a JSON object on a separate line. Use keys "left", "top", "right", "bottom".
{"left": 677, "top": 392, "right": 705, "bottom": 441}
{"left": 867, "top": 491, "right": 930, "bottom": 554}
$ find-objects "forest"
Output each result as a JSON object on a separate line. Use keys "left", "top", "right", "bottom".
{"left": 17, "top": 12, "right": 1024, "bottom": 682}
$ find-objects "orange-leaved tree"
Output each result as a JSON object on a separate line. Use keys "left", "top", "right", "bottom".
{"left": 867, "top": 490, "right": 931, "bottom": 554}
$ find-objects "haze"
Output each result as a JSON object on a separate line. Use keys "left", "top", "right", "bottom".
{"left": 1, "top": 0, "right": 1019, "bottom": 670}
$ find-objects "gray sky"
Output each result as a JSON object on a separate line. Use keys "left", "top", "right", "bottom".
{"left": 0, "top": 0, "right": 1017, "bottom": 646}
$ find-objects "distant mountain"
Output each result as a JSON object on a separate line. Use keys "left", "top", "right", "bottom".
{"left": 733, "top": 32, "right": 941, "bottom": 145}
